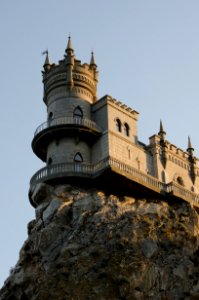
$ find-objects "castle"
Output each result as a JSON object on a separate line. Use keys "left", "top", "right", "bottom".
{"left": 29, "top": 37, "right": 199, "bottom": 208}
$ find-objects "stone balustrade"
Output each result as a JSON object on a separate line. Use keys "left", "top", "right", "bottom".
{"left": 34, "top": 117, "right": 102, "bottom": 137}
{"left": 109, "top": 157, "right": 164, "bottom": 193}
{"left": 29, "top": 156, "right": 199, "bottom": 208}
{"left": 166, "top": 182, "right": 199, "bottom": 205}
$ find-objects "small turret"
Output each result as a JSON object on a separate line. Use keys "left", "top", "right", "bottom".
{"left": 158, "top": 120, "right": 166, "bottom": 142}
{"left": 65, "top": 36, "right": 75, "bottom": 90}
{"left": 158, "top": 120, "right": 167, "bottom": 168}
{"left": 43, "top": 50, "right": 51, "bottom": 72}
{"left": 65, "top": 35, "right": 74, "bottom": 55}
{"left": 90, "top": 51, "right": 97, "bottom": 70}
{"left": 89, "top": 51, "right": 98, "bottom": 93}
{"left": 187, "top": 136, "right": 196, "bottom": 184}
{"left": 187, "top": 136, "right": 194, "bottom": 157}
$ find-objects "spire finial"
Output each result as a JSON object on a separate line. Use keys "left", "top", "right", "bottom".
{"left": 90, "top": 50, "right": 97, "bottom": 69}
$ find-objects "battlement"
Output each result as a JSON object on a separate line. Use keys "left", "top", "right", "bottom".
{"left": 93, "top": 95, "right": 139, "bottom": 119}
{"left": 42, "top": 39, "right": 98, "bottom": 104}
{"left": 149, "top": 134, "right": 198, "bottom": 160}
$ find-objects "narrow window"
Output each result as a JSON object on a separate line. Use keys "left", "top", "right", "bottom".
{"left": 128, "top": 148, "right": 131, "bottom": 159}
{"left": 48, "top": 112, "right": 53, "bottom": 121}
{"left": 124, "top": 123, "right": 130, "bottom": 137}
{"left": 74, "top": 106, "right": 83, "bottom": 119}
{"left": 115, "top": 118, "right": 122, "bottom": 132}
{"left": 48, "top": 112, "right": 53, "bottom": 125}
{"left": 74, "top": 152, "right": 83, "bottom": 162}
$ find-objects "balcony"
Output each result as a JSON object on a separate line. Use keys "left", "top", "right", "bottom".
{"left": 32, "top": 117, "right": 102, "bottom": 161}
{"left": 34, "top": 117, "right": 102, "bottom": 136}
{"left": 29, "top": 156, "right": 199, "bottom": 208}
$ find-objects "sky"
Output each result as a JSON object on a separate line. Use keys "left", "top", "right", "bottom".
{"left": 1, "top": 0, "right": 199, "bottom": 287}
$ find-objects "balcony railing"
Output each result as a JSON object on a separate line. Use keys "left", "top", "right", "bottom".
{"left": 29, "top": 156, "right": 199, "bottom": 208}
{"left": 30, "top": 157, "right": 110, "bottom": 187}
{"left": 34, "top": 117, "right": 102, "bottom": 137}
{"left": 109, "top": 157, "right": 164, "bottom": 193}
{"left": 166, "top": 182, "right": 199, "bottom": 205}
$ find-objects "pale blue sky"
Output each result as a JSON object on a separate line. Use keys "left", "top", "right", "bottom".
{"left": 1, "top": 0, "right": 199, "bottom": 287}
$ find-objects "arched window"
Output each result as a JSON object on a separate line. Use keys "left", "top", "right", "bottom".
{"left": 124, "top": 123, "right": 130, "bottom": 137}
{"left": 115, "top": 118, "right": 122, "bottom": 132}
{"left": 74, "top": 106, "right": 83, "bottom": 119}
{"left": 74, "top": 152, "right": 83, "bottom": 162}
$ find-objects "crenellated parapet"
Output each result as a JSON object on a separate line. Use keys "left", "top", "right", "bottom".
{"left": 42, "top": 37, "right": 98, "bottom": 104}
{"left": 148, "top": 122, "right": 199, "bottom": 191}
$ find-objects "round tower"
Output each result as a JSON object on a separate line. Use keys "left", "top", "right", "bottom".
{"left": 30, "top": 37, "right": 101, "bottom": 207}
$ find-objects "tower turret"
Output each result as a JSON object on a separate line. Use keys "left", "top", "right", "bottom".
{"left": 42, "top": 36, "right": 98, "bottom": 105}
{"left": 30, "top": 38, "right": 101, "bottom": 207}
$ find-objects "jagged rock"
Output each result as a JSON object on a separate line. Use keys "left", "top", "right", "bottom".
{"left": 1, "top": 184, "right": 199, "bottom": 300}
{"left": 31, "top": 183, "right": 52, "bottom": 207}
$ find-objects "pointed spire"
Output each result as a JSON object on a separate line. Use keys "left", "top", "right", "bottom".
{"left": 159, "top": 120, "right": 164, "bottom": 133}
{"left": 44, "top": 51, "right": 50, "bottom": 65}
{"left": 90, "top": 51, "right": 97, "bottom": 69}
{"left": 158, "top": 119, "right": 166, "bottom": 141}
{"left": 188, "top": 136, "right": 192, "bottom": 149}
{"left": 43, "top": 50, "right": 51, "bottom": 72}
{"left": 67, "top": 35, "right": 73, "bottom": 50}
{"left": 65, "top": 35, "right": 74, "bottom": 55}
{"left": 90, "top": 51, "right": 96, "bottom": 65}
{"left": 187, "top": 136, "right": 194, "bottom": 156}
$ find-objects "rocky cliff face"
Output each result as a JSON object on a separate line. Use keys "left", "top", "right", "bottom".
{"left": 1, "top": 184, "right": 199, "bottom": 300}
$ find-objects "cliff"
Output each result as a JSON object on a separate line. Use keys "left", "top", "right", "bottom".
{"left": 0, "top": 183, "right": 199, "bottom": 300}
